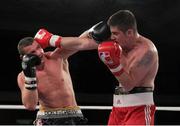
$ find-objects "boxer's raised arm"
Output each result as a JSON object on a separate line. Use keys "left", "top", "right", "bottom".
{"left": 34, "top": 28, "right": 98, "bottom": 51}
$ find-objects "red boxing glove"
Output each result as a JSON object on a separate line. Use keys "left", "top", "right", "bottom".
{"left": 98, "top": 41, "right": 124, "bottom": 76}
{"left": 34, "top": 29, "right": 62, "bottom": 49}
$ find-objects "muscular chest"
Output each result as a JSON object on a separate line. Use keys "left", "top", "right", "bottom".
{"left": 38, "top": 59, "right": 61, "bottom": 75}
{"left": 36, "top": 59, "right": 63, "bottom": 88}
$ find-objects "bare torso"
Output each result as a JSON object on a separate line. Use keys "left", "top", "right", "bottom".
{"left": 37, "top": 55, "right": 77, "bottom": 108}
{"left": 117, "top": 35, "right": 158, "bottom": 91}
{"left": 18, "top": 50, "right": 77, "bottom": 109}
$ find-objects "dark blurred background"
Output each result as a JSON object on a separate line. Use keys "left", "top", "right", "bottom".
{"left": 0, "top": 0, "right": 180, "bottom": 125}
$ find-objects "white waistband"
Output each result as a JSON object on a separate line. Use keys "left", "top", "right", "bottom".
{"left": 113, "top": 92, "right": 154, "bottom": 107}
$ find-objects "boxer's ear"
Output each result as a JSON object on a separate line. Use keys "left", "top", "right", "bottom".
{"left": 125, "top": 29, "right": 134, "bottom": 37}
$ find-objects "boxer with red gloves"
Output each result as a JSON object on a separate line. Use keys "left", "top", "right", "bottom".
{"left": 87, "top": 10, "right": 159, "bottom": 125}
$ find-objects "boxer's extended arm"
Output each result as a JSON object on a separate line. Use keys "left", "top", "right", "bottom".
{"left": 34, "top": 29, "right": 98, "bottom": 51}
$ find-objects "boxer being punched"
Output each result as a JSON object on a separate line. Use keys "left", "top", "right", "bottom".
{"left": 17, "top": 35, "right": 97, "bottom": 125}
{"left": 88, "top": 10, "right": 159, "bottom": 125}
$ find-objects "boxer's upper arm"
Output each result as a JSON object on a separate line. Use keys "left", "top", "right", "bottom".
{"left": 130, "top": 50, "right": 155, "bottom": 79}
{"left": 17, "top": 72, "right": 25, "bottom": 91}
{"left": 136, "top": 50, "right": 154, "bottom": 67}
{"left": 117, "top": 50, "right": 155, "bottom": 89}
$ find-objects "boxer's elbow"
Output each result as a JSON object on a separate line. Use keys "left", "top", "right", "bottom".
{"left": 23, "top": 99, "right": 37, "bottom": 111}
{"left": 24, "top": 103, "right": 37, "bottom": 111}
{"left": 116, "top": 72, "right": 137, "bottom": 91}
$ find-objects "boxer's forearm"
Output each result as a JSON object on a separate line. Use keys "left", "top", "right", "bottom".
{"left": 60, "top": 37, "right": 98, "bottom": 50}
{"left": 21, "top": 88, "right": 38, "bottom": 110}
{"left": 115, "top": 71, "right": 136, "bottom": 91}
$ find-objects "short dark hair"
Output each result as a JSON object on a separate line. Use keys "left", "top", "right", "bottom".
{"left": 17, "top": 37, "right": 34, "bottom": 55}
{"left": 108, "top": 10, "right": 137, "bottom": 33}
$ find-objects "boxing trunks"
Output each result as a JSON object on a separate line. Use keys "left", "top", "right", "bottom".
{"left": 108, "top": 87, "right": 156, "bottom": 125}
{"left": 33, "top": 106, "right": 87, "bottom": 125}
